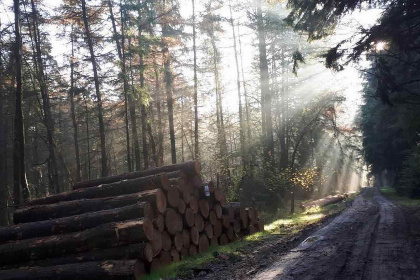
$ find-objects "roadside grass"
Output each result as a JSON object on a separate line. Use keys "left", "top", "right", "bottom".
{"left": 380, "top": 187, "right": 420, "bottom": 207}
{"left": 143, "top": 194, "right": 356, "bottom": 280}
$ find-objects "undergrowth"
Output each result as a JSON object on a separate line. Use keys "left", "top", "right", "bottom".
{"left": 380, "top": 187, "right": 420, "bottom": 207}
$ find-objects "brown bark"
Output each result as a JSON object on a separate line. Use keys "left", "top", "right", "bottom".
{"left": 81, "top": 0, "right": 108, "bottom": 177}
{"left": 72, "top": 161, "right": 200, "bottom": 190}
{"left": 28, "top": 173, "right": 168, "bottom": 206}
{"left": 1, "top": 202, "right": 152, "bottom": 243}
{"left": 192, "top": 0, "right": 199, "bottom": 160}
{"left": 0, "top": 260, "right": 145, "bottom": 280}
{"left": 15, "top": 189, "right": 166, "bottom": 223}
{"left": 0, "top": 219, "right": 153, "bottom": 265}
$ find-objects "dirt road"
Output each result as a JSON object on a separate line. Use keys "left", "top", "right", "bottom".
{"left": 252, "top": 188, "right": 420, "bottom": 280}
{"left": 182, "top": 188, "right": 420, "bottom": 280}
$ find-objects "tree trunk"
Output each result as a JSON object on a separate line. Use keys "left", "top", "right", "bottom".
{"left": 72, "top": 160, "right": 200, "bottom": 190}
{"left": 192, "top": 0, "right": 199, "bottom": 160}
{"left": 0, "top": 259, "right": 146, "bottom": 280}
{"left": 13, "top": 0, "right": 29, "bottom": 206}
{"left": 14, "top": 189, "right": 166, "bottom": 224}
{"left": 81, "top": 0, "right": 108, "bottom": 177}
{"left": 108, "top": 0, "right": 132, "bottom": 172}
{"left": 1, "top": 202, "right": 152, "bottom": 243}
{"left": 229, "top": 1, "right": 245, "bottom": 168}
{"left": 153, "top": 54, "right": 164, "bottom": 166}
{"left": 0, "top": 219, "right": 154, "bottom": 265}
{"left": 256, "top": 0, "right": 274, "bottom": 165}
{"left": 27, "top": 173, "right": 169, "bottom": 206}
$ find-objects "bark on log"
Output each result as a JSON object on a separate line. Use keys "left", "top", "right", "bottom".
{"left": 184, "top": 208, "right": 195, "bottom": 228}
{"left": 165, "top": 208, "right": 182, "bottom": 235}
{"left": 14, "top": 189, "right": 166, "bottom": 223}
{"left": 162, "top": 231, "right": 172, "bottom": 252}
{"left": 198, "top": 234, "right": 209, "bottom": 253}
{"left": 2, "top": 203, "right": 152, "bottom": 243}
{"left": 72, "top": 161, "right": 200, "bottom": 190}
{"left": 27, "top": 174, "right": 168, "bottom": 206}
{"left": 0, "top": 260, "right": 144, "bottom": 280}
{"left": 0, "top": 219, "right": 154, "bottom": 265}
{"left": 0, "top": 243, "right": 153, "bottom": 269}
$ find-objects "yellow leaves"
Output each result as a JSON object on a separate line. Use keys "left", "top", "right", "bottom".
{"left": 290, "top": 167, "right": 320, "bottom": 190}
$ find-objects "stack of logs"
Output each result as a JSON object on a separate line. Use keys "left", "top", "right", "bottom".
{"left": 0, "top": 161, "right": 263, "bottom": 280}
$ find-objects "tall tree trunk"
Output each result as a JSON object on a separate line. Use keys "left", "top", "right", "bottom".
{"left": 69, "top": 29, "right": 82, "bottom": 182}
{"left": 192, "top": 0, "right": 199, "bottom": 160}
{"left": 83, "top": 96, "right": 91, "bottom": 179}
{"left": 229, "top": 1, "right": 245, "bottom": 168}
{"left": 30, "top": 0, "right": 59, "bottom": 193}
{"left": 0, "top": 28, "right": 8, "bottom": 224}
{"left": 256, "top": 0, "right": 274, "bottom": 166}
{"left": 153, "top": 54, "right": 164, "bottom": 166}
{"left": 279, "top": 47, "right": 288, "bottom": 169}
{"left": 139, "top": 51, "right": 149, "bottom": 170}
{"left": 128, "top": 38, "right": 141, "bottom": 171}
{"left": 13, "top": 0, "right": 29, "bottom": 205}
{"left": 81, "top": 0, "right": 108, "bottom": 177}
{"left": 108, "top": 0, "right": 132, "bottom": 172}
{"left": 162, "top": 35, "right": 176, "bottom": 164}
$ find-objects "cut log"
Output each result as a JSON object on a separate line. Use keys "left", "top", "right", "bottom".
{"left": 198, "top": 200, "right": 209, "bottom": 218}
{"left": 182, "top": 190, "right": 191, "bottom": 205}
{"left": 194, "top": 214, "right": 204, "bottom": 232}
{"left": 213, "top": 220, "right": 222, "bottom": 238}
{"left": 190, "top": 226, "right": 199, "bottom": 245}
{"left": 166, "top": 186, "right": 180, "bottom": 208}
{"left": 0, "top": 243, "right": 153, "bottom": 269}
{"left": 213, "top": 188, "right": 224, "bottom": 202}
{"left": 188, "top": 245, "right": 197, "bottom": 256}
{"left": 219, "top": 233, "right": 228, "bottom": 245}
{"left": 249, "top": 224, "right": 257, "bottom": 234}
{"left": 149, "top": 259, "right": 162, "bottom": 273}
{"left": 210, "top": 236, "right": 218, "bottom": 247}
{"left": 214, "top": 203, "right": 223, "bottom": 219}
{"left": 72, "top": 161, "right": 200, "bottom": 190}
{"left": 0, "top": 260, "right": 144, "bottom": 280}
{"left": 154, "top": 214, "right": 165, "bottom": 232}
{"left": 173, "top": 232, "right": 183, "bottom": 251}
{"left": 189, "top": 197, "right": 199, "bottom": 214}
{"left": 165, "top": 208, "right": 182, "bottom": 235}
{"left": 151, "top": 230, "right": 162, "bottom": 257}
{"left": 257, "top": 219, "right": 264, "bottom": 232}
{"left": 222, "top": 206, "right": 233, "bottom": 220}
{"left": 182, "top": 229, "right": 190, "bottom": 249}
{"left": 1, "top": 202, "right": 152, "bottom": 243}
{"left": 162, "top": 231, "right": 172, "bottom": 252}
{"left": 300, "top": 194, "right": 347, "bottom": 210}
{"left": 192, "top": 175, "right": 203, "bottom": 188}
{"left": 247, "top": 208, "right": 258, "bottom": 225}
{"left": 15, "top": 189, "right": 167, "bottom": 224}
{"left": 27, "top": 174, "right": 168, "bottom": 206}
{"left": 222, "top": 215, "right": 231, "bottom": 229}
{"left": 168, "top": 176, "right": 187, "bottom": 193}
{"left": 177, "top": 198, "right": 186, "bottom": 214}
{"left": 183, "top": 208, "right": 195, "bottom": 228}
{"left": 233, "top": 220, "right": 241, "bottom": 234}
{"left": 0, "top": 219, "right": 154, "bottom": 265}
{"left": 160, "top": 251, "right": 172, "bottom": 266}
{"left": 204, "top": 222, "right": 213, "bottom": 239}
{"left": 170, "top": 248, "right": 180, "bottom": 262}
{"left": 209, "top": 211, "right": 217, "bottom": 226}
{"left": 198, "top": 234, "right": 209, "bottom": 253}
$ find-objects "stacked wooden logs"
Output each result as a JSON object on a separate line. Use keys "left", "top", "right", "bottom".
{"left": 0, "top": 161, "right": 263, "bottom": 280}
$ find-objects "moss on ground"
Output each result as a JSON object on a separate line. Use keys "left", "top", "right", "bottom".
{"left": 143, "top": 194, "right": 356, "bottom": 280}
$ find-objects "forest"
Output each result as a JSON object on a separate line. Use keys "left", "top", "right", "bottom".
{"left": 0, "top": 0, "right": 419, "bottom": 226}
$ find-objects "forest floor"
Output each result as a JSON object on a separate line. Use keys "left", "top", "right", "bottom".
{"left": 151, "top": 187, "right": 420, "bottom": 280}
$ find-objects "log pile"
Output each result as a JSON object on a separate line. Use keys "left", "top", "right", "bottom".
{"left": 0, "top": 161, "right": 263, "bottom": 280}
